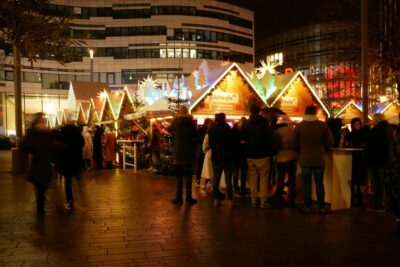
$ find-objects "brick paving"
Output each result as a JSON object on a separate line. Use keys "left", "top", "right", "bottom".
{"left": 0, "top": 150, "right": 399, "bottom": 267}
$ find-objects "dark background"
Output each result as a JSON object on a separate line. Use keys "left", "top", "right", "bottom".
{"left": 219, "top": 0, "right": 361, "bottom": 40}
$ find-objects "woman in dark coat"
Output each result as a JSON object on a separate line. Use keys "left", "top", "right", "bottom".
{"left": 93, "top": 126, "right": 104, "bottom": 169}
{"left": 21, "top": 113, "right": 54, "bottom": 217}
{"left": 344, "top": 118, "right": 367, "bottom": 206}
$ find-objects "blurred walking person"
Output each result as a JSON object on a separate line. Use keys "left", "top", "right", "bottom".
{"left": 103, "top": 126, "right": 116, "bottom": 169}
{"left": 389, "top": 113, "right": 400, "bottom": 235}
{"left": 56, "top": 122, "right": 85, "bottom": 210}
{"left": 148, "top": 123, "right": 161, "bottom": 172}
{"left": 82, "top": 126, "right": 93, "bottom": 169}
{"left": 209, "top": 113, "right": 235, "bottom": 208}
{"left": 242, "top": 104, "right": 274, "bottom": 208}
{"left": 93, "top": 126, "right": 104, "bottom": 169}
{"left": 273, "top": 115, "right": 297, "bottom": 207}
{"left": 295, "top": 105, "right": 333, "bottom": 214}
{"left": 21, "top": 113, "right": 54, "bottom": 218}
{"left": 170, "top": 106, "right": 198, "bottom": 205}
{"left": 366, "top": 113, "right": 392, "bottom": 211}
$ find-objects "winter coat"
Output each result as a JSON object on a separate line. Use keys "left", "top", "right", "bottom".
{"left": 201, "top": 134, "right": 213, "bottom": 179}
{"left": 171, "top": 114, "right": 197, "bottom": 165}
{"left": 104, "top": 131, "right": 116, "bottom": 162}
{"left": 54, "top": 124, "right": 84, "bottom": 177}
{"left": 208, "top": 122, "right": 235, "bottom": 164}
{"left": 21, "top": 128, "right": 54, "bottom": 185}
{"left": 295, "top": 115, "right": 334, "bottom": 167}
{"left": 273, "top": 123, "right": 297, "bottom": 163}
{"left": 93, "top": 129, "right": 103, "bottom": 162}
{"left": 232, "top": 124, "right": 247, "bottom": 164}
{"left": 82, "top": 127, "right": 93, "bottom": 160}
{"left": 366, "top": 121, "right": 392, "bottom": 166}
{"left": 242, "top": 114, "right": 273, "bottom": 159}
{"left": 345, "top": 129, "right": 367, "bottom": 184}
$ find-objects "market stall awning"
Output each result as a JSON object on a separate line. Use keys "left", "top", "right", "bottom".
{"left": 334, "top": 101, "right": 371, "bottom": 124}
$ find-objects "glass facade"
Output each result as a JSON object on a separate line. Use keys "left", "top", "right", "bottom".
{"left": 256, "top": 22, "right": 361, "bottom": 110}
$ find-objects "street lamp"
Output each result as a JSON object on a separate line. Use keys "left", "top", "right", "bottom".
{"left": 89, "top": 49, "right": 94, "bottom": 82}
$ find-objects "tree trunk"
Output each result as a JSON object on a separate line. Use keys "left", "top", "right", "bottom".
{"left": 13, "top": 45, "right": 23, "bottom": 148}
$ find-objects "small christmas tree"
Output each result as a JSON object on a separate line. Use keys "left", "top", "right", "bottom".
{"left": 165, "top": 76, "right": 191, "bottom": 114}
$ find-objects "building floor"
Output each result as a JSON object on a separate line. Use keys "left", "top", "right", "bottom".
{"left": 0, "top": 151, "right": 399, "bottom": 266}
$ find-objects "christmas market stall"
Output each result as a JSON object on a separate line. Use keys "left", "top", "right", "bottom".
{"left": 189, "top": 62, "right": 267, "bottom": 121}
{"left": 265, "top": 71, "right": 330, "bottom": 121}
{"left": 334, "top": 101, "right": 371, "bottom": 125}
{"left": 372, "top": 101, "right": 400, "bottom": 123}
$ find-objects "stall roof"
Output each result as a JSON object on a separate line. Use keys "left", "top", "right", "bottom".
{"left": 69, "top": 81, "right": 110, "bottom": 101}
{"left": 189, "top": 62, "right": 267, "bottom": 113}
{"left": 266, "top": 71, "right": 330, "bottom": 118}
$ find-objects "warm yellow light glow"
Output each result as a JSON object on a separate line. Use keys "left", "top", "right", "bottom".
{"left": 89, "top": 49, "right": 94, "bottom": 59}
{"left": 44, "top": 103, "right": 56, "bottom": 115}
{"left": 379, "top": 95, "right": 387, "bottom": 103}
{"left": 97, "top": 90, "right": 108, "bottom": 100}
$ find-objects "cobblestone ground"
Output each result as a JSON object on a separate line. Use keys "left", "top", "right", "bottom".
{"left": 0, "top": 151, "right": 399, "bottom": 267}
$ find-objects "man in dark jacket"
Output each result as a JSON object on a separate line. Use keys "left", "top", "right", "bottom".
{"left": 295, "top": 105, "right": 333, "bottom": 214}
{"left": 170, "top": 106, "right": 198, "bottom": 205}
{"left": 208, "top": 113, "right": 235, "bottom": 207}
{"left": 54, "top": 122, "right": 85, "bottom": 210}
{"left": 242, "top": 104, "right": 273, "bottom": 208}
{"left": 366, "top": 113, "right": 393, "bottom": 211}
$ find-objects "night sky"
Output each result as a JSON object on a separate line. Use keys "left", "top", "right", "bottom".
{"left": 219, "top": 0, "right": 361, "bottom": 41}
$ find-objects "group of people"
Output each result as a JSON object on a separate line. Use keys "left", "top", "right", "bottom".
{"left": 21, "top": 113, "right": 116, "bottom": 217}
{"left": 169, "top": 104, "right": 400, "bottom": 233}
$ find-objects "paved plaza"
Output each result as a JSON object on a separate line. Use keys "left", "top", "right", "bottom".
{"left": 0, "top": 151, "right": 399, "bottom": 267}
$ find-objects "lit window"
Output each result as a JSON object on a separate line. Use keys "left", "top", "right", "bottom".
{"left": 190, "top": 49, "right": 196, "bottom": 58}
{"left": 167, "top": 49, "right": 174, "bottom": 58}
{"left": 160, "top": 49, "right": 167, "bottom": 58}
{"left": 266, "top": 52, "right": 283, "bottom": 66}
{"left": 175, "top": 49, "right": 182, "bottom": 58}
{"left": 182, "top": 49, "right": 189, "bottom": 58}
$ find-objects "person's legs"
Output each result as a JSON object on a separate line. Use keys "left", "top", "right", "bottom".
{"left": 258, "top": 157, "right": 270, "bottom": 206}
{"left": 64, "top": 175, "right": 74, "bottom": 209}
{"left": 35, "top": 183, "right": 47, "bottom": 216}
{"left": 287, "top": 160, "right": 297, "bottom": 206}
{"left": 240, "top": 161, "right": 248, "bottom": 195}
{"left": 232, "top": 166, "right": 240, "bottom": 193}
{"left": 212, "top": 162, "right": 224, "bottom": 199}
{"left": 314, "top": 166, "right": 326, "bottom": 210}
{"left": 171, "top": 164, "right": 184, "bottom": 205}
{"left": 196, "top": 153, "right": 204, "bottom": 185}
{"left": 184, "top": 164, "right": 196, "bottom": 204}
{"left": 302, "top": 167, "right": 312, "bottom": 210}
{"left": 247, "top": 159, "right": 259, "bottom": 206}
{"left": 224, "top": 164, "right": 235, "bottom": 201}
{"left": 370, "top": 165, "right": 385, "bottom": 209}
{"left": 275, "top": 162, "right": 286, "bottom": 204}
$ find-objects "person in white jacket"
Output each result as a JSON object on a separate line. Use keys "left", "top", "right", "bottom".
{"left": 82, "top": 126, "right": 93, "bottom": 169}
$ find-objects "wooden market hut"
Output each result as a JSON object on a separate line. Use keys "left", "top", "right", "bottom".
{"left": 381, "top": 101, "right": 400, "bottom": 120}
{"left": 87, "top": 99, "right": 100, "bottom": 125}
{"left": 189, "top": 63, "right": 267, "bottom": 119}
{"left": 266, "top": 71, "right": 330, "bottom": 120}
{"left": 334, "top": 101, "right": 371, "bottom": 124}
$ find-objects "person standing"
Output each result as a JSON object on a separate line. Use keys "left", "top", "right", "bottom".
{"left": 389, "top": 113, "right": 400, "bottom": 235}
{"left": 209, "top": 113, "right": 235, "bottom": 208}
{"left": 242, "top": 104, "right": 274, "bottom": 208}
{"left": 195, "top": 118, "right": 213, "bottom": 187}
{"left": 366, "top": 113, "right": 392, "bottom": 211}
{"left": 273, "top": 115, "right": 297, "bottom": 207}
{"left": 232, "top": 117, "right": 248, "bottom": 196}
{"left": 93, "top": 126, "right": 104, "bottom": 169}
{"left": 103, "top": 126, "right": 116, "bottom": 169}
{"left": 82, "top": 126, "right": 93, "bottom": 169}
{"left": 56, "top": 122, "right": 85, "bottom": 210}
{"left": 170, "top": 106, "right": 198, "bottom": 205}
{"left": 295, "top": 105, "right": 333, "bottom": 214}
{"left": 148, "top": 124, "right": 161, "bottom": 172}
{"left": 21, "top": 113, "right": 54, "bottom": 218}
{"left": 344, "top": 118, "right": 367, "bottom": 206}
